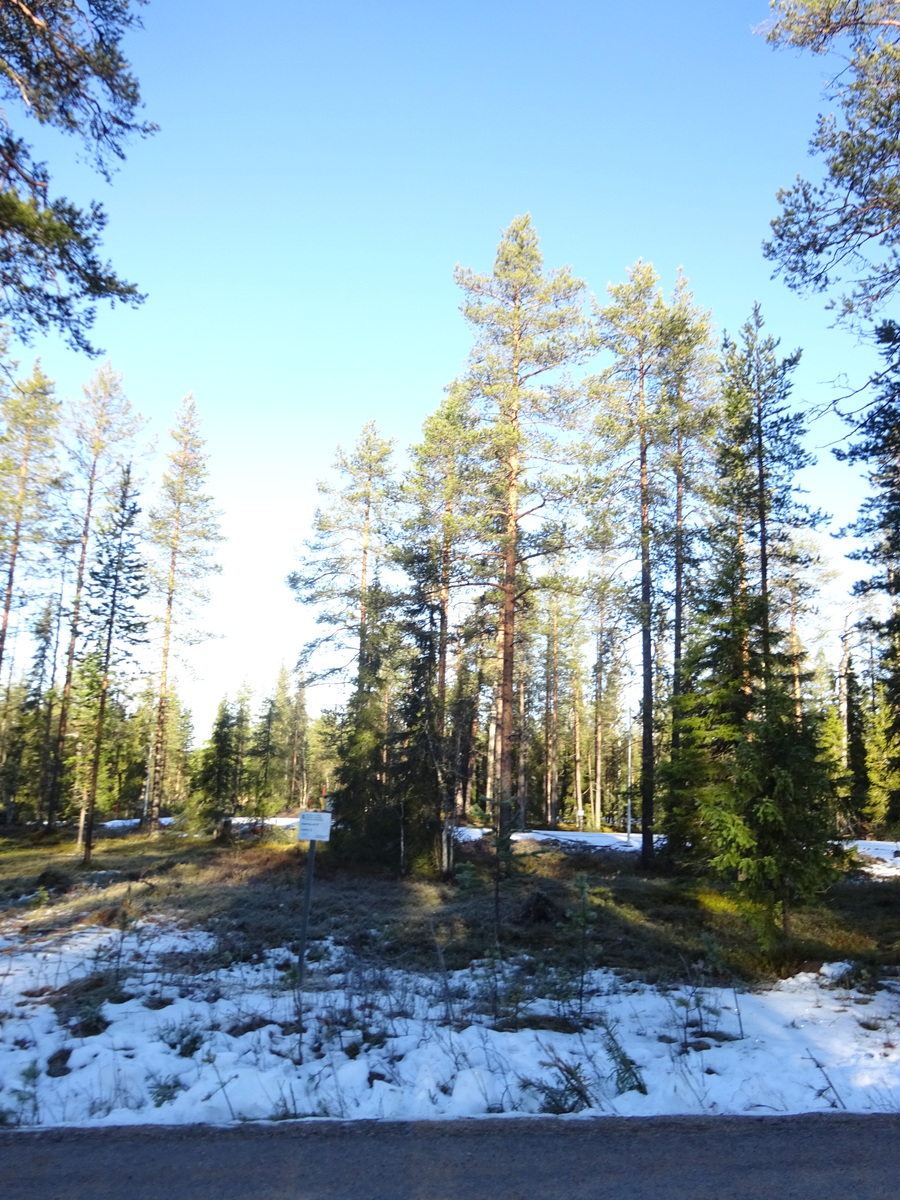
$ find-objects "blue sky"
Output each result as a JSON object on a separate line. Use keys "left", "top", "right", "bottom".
{"left": 13, "top": 0, "right": 883, "bottom": 732}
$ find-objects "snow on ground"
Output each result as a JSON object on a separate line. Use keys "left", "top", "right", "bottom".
{"left": 462, "top": 828, "right": 900, "bottom": 878}
{"left": 849, "top": 841, "right": 900, "bottom": 879}
{"left": 455, "top": 827, "right": 649, "bottom": 852}
{"left": 1, "top": 908, "right": 899, "bottom": 1129}
{"left": 100, "top": 819, "right": 174, "bottom": 831}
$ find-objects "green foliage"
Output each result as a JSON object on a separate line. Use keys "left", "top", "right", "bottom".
{"left": 191, "top": 699, "right": 240, "bottom": 831}
{"left": 0, "top": 1, "right": 155, "bottom": 350}
{"left": 601, "top": 1017, "right": 647, "bottom": 1095}
{"left": 702, "top": 693, "right": 840, "bottom": 945}
{"left": 289, "top": 420, "right": 396, "bottom": 680}
{"left": 837, "top": 322, "right": 900, "bottom": 825}
{"left": 764, "top": 1, "right": 900, "bottom": 318}
{"left": 665, "top": 307, "right": 839, "bottom": 938}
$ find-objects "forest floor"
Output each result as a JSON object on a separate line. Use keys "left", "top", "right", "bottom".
{"left": 1, "top": 825, "right": 900, "bottom": 1127}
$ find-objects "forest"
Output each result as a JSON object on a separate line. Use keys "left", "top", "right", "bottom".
{"left": 3, "top": 2, "right": 900, "bottom": 956}
{"left": 0, "top": 210, "right": 897, "bottom": 950}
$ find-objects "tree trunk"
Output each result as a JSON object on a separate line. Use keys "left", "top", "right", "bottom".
{"left": 754, "top": 372, "right": 771, "bottom": 682}
{"left": 838, "top": 624, "right": 851, "bottom": 768}
{"left": 593, "top": 634, "right": 603, "bottom": 829}
{"left": 517, "top": 672, "right": 528, "bottom": 829}
{"left": 639, "top": 417, "right": 655, "bottom": 866}
{"left": 573, "top": 679, "right": 583, "bottom": 829}
{"left": 150, "top": 520, "right": 179, "bottom": 831}
{"left": 0, "top": 423, "right": 34, "bottom": 682}
{"left": 549, "top": 596, "right": 559, "bottom": 827}
{"left": 671, "top": 424, "right": 685, "bottom": 755}
{"left": 48, "top": 458, "right": 99, "bottom": 829}
{"left": 497, "top": 311, "right": 521, "bottom": 845}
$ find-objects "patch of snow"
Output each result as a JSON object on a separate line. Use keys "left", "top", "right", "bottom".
{"left": 849, "top": 841, "right": 900, "bottom": 878}
{"left": 454, "top": 827, "right": 490, "bottom": 842}
{"left": 2, "top": 912, "right": 899, "bottom": 1129}
{"left": 101, "top": 818, "right": 173, "bottom": 830}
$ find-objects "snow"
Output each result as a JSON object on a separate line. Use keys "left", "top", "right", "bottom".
{"left": 2, "top": 905, "right": 900, "bottom": 1129}
{"left": 462, "top": 829, "right": 900, "bottom": 876}
{"left": 849, "top": 840, "right": 900, "bottom": 878}
{"left": 455, "top": 827, "right": 656, "bottom": 852}
{"left": 101, "top": 819, "right": 174, "bottom": 830}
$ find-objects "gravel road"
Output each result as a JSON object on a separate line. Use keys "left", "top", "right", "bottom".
{"left": 2, "top": 1113, "right": 898, "bottom": 1200}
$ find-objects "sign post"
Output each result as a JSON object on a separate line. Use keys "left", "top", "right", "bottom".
{"left": 295, "top": 810, "right": 332, "bottom": 1061}
{"left": 297, "top": 811, "right": 332, "bottom": 985}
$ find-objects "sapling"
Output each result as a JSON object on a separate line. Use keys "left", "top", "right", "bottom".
{"left": 601, "top": 1017, "right": 647, "bottom": 1095}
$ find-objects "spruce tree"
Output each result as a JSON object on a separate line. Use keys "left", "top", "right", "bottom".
{"left": 665, "top": 310, "right": 839, "bottom": 937}
{"left": 48, "top": 362, "right": 142, "bottom": 829}
{"left": 192, "top": 699, "right": 238, "bottom": 834}
{"left": 81, "top": 464, "right": 147, "bottom": 865}
{"left": 836, "top": 321, "right": 900, "bottom": 823}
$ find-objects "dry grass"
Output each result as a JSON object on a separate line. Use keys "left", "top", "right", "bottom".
{"left": 1, "top": 826, "right": 898, "bottom": 986}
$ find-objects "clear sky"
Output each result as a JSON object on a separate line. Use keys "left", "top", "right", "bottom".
{"left": 11, "top": 0, "right": 883, "bottom": 735}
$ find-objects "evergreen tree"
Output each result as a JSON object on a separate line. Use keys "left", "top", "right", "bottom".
{"left": 48, "top": 362, "right": 142, "bottom": 828}
{"left": 248, "top": 672, "right": 292, "bottom": 815}
{"left": 845, "top": 654, "right": 872, "bottom": 829}
{"left": 0, "top": 0, "right": 155, "bottom": 351}
{"left": 0, "top": 363, "right": 62, "bottom": 682}
{"left": 833, "top": 320, "right": 900, "bottom": 823}
{"left": 80, "top": 464, "right": 147, "bottom": 865}
{"left": 665, "top": 310, "right": 839, "bottom": 936}
{"left": 286, "top": 674, "right": 310, "bottom": 807}
{"left": 289, "top": 421, "right": 395, "bottom": 681}
{"left": 764, "top": 1, "right": 900, "bottom": 319}
{"left": 454, "top": 214, "right": 593, "bottom": 843}
{"left": 657, "top": 275, "right": 717, "bottom": 761}
{"left": 329, "top": 582, "right": 407, "bottom": 867}
{"left": 397, "top": 389, "right": 488, "bottom": 869}
{"left": 592, "top": 261, "right": 671, "bottom": 865}
{"left": 192, "top": 698, "right": 238, "bottom": 834}
{"left": 147, "top": 397, "right": 222, "bottom": 829}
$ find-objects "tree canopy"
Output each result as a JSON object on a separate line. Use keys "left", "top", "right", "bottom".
{"left": 764, "top": 0, "right": 900, "bottom": 319}
{"left": 0, "top": 0, "right": 155, "bottom": 352}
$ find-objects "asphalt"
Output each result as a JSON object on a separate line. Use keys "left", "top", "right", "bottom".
{"left": 2, "top": 1113, "right": 899, "bottom": 1200}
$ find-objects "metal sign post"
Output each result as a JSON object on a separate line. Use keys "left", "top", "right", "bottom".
{"left": 295, "top": 811, "right": 332, "bottom": 1062}
{"left": 297, "top": 811, "right": 332, "bottom": 982}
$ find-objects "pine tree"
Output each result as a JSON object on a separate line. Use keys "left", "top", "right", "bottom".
{"left": 48, "top": 362, "right": 142, "bottom": 828}
{"left": 0, "top": 1, "right": 155, "bottom": 351}
{"left": 397, "top": 388, "right": 490, "bottom": 869}
{"left": 593, "top": 262, "right": 670, "bottom": 865}
{"left": 289, "top": 421, "right": 395, "bottom": 681}
{"left": 0, "top": 362, "right": 62, "bottom": 682}
{"left": 80, "top": 464, "right": 147, "bottom": 865}
{"left": 657, "top": 275, "right": 716, "bottom": 761}
{"left": 764, "top": 1, "right": 900, "bottom": 319}
{"left": 454, "top": 215, "right": 592, "bottom": 844}
{"left": 147, "top": 397, "right": 222, "bottom": 829}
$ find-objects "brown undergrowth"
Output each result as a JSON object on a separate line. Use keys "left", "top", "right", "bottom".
{"left": 0, "top": 825, "right": 896, "bottom": 986}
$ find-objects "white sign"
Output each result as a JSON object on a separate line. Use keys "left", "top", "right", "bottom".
{"left": 298, "top": 810, "right": 332, "bottom": 842}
